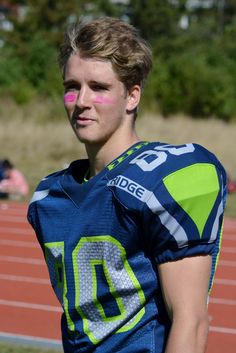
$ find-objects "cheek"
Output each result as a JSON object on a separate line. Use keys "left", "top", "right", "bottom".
{"left": 93, "top": 96, "right": 115, "bottom": 105}
{"left": 64, "top": 93, "right": 77, "bottom": 104}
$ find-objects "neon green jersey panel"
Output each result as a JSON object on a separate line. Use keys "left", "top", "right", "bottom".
{"left": 163, "top": 163, "right": 220, "bottom": 238}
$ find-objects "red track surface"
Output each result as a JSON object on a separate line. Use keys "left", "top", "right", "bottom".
{"left": 0, "top": 201, "right": 235, "bottom": 352}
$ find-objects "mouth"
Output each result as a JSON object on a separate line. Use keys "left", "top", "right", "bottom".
{"left": 72, "top": 115, "right": 95, "bottom": 127}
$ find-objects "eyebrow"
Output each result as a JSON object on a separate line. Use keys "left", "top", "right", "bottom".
{"left": 90, "top": 80, "right": 112, "bottom": 88}
{"left": 63, "top": 79, "right": 112, "bottom": 88}
{"left": 63, "top": 79, "right": 77, "bottom": 87}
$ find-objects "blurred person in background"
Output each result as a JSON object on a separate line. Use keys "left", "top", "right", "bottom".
{"left": 227, "top": 173, "right": 236, "bottom": 194}
{"left": 0, "top": 159, "right": 29, "bottom": 199}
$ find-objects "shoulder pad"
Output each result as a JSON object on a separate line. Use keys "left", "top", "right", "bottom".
{"left": 29, "top": 168, "right": 66, "bottom": 205}
{"left": 37, "top": 169, "right": 66, "bottom": 191}
{"left": 109, "top": 141, "right": 225, "bottom": 192}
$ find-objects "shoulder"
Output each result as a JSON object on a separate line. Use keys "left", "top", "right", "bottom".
{"left": 29, "top": 159, "right": 87, "bottom": 205}
{"left": 28, "top": 168, "right": 67, "bottom": 206}
{"left": 106, "top": 141, "right": 227, "bottom": 214}
{"left": 107, "top": 140, "right": 226, "bottom": 190}
{"left": 131, "top": 141, "right": 224, "bottom": 171}
{"left": 35, "top": 168, "right": 67, "bottom": 191}
{"left": 121, "top": 141, "right": 226, "bottom": 189}
{"left": 29, "top": 158, "right": 90, "bottom": 206}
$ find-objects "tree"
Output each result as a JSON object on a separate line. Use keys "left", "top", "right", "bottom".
{"left": 0, "top": 0, "right": 126, "bottom": 100}
{"left": 128, "top": 0, "right": 186, "bottom": 52}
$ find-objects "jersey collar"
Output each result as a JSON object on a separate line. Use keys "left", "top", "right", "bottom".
{"left": 59, "top": 141, "right": 149, "bottom": 207}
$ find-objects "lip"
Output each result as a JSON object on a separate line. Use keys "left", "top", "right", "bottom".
{"left": 74, "top": 116, "right": 95, "bottom": 126}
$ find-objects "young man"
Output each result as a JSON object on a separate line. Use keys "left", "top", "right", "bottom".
{"left": 28, "top": 17, "right": 227, "bottom": 353}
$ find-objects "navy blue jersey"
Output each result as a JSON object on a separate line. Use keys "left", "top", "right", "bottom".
{"left": 28, "top": 141, "right": 227, "bottom": 353}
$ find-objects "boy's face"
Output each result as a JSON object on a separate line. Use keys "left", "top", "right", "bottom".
{"left": 63, "top": 53, "right": 138, "bottom": 147}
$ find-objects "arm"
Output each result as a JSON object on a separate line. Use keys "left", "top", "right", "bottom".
{"left": 158, "top": 255, "right": 212, "bottom": 353}
{"left": 0, "top": 169, "right": 29, "bottom": 196}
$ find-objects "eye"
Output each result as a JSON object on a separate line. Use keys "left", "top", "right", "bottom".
{"left": 64, "top": 82, "right": 81, "bottom": 93}
{"left": 91, "top": 83, "right": 108, "bottom": 91}
{"left": 65, "top": 85, "right": 79, "bottom": 93}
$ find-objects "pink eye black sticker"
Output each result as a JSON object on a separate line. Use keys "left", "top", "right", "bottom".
{"left": 93, "top": 96, "right": 114, "bottom": 104}
{"left": 64, "top": 93, "right": 77, "bottom": 103}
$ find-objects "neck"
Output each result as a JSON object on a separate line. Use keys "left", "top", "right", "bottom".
{"left": 85, "top": 131, "right": 140, "bottom": 177}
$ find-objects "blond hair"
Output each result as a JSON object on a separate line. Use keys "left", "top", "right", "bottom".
{"left": 59, "top": 17, "right": 152, "bottom": 91}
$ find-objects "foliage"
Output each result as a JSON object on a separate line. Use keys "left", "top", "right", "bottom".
{"left": 142, "top": 45, "right": 236, "bottom": 119}
{"left": 0, "top": 0, "right": 236, "bottom": 120}
{"left": 129, "top": 0, "right": 181, "bottom": 47}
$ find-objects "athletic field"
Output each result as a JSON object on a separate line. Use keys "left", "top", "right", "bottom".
{"left": 0, "top": 201, "right": 236, "bottom": 352}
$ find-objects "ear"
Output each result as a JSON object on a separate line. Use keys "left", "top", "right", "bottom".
{"left": 126, "top": 85, "right": 141, "bottom": 112}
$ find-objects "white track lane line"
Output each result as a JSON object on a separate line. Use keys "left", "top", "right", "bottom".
{"left": 0, "top": 274, "right": 49, "bottom": 284}
{"left": 0, "top": 239, "right": 38, "bottom": 248}
{"left": 209, "top": 326, "right": 236, "bottom": 335}
{"left": 0, "top": 255, "right": 44, "bottom": 265}
{"left": 214, "top": 278, "right": 236, "bottom": 286}
{"left": 220, "top": 260, "right": 236, "bottom": 267}
{"left": 0, "top": 203, "right": 27, "bottom": 212}
{"left": 0, "top": 299, "right": 61, "bottom": 312}
{"left": 6, "top": 252, "right": 235, "bottom": 269}
{"left": 0, "top": 215, "right": 28, "bottom": 223}
{"left": 222, "top": 235, "right": 236, "bottom": 240}
{"left": 0, "top": 227, "right": 33, "bottom": 235}
{"left": 210, "top": 297, "right": 236, "bottom": 305}
{"left": 1, "top": 297, "right": 234, "bottom": 325}
{"left": 221, "top": 246, "right": 236, "bottom": 253}
{"left": 0, "top": 208, "right": 27, "bottom": 216}
{"left": 224, "top": 226, "right": 236, "bottom": 233}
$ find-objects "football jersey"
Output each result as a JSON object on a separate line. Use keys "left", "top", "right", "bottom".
{"left": 28, "top": 141, "right": 227, "bottom": 353}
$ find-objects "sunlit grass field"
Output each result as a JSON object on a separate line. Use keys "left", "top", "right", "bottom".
{"left": 1, "top": 98, "right": 235, "bottom": 217}
{"left": 0, "top": 98, "right": 235, "bottom": 350}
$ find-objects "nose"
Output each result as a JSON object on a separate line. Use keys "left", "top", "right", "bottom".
{"left": 76, "top": 86, "right": 91, "bottom": 109}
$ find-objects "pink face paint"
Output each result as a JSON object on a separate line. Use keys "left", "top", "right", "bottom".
{"left": 64, "top": 93, "right": 77, "bottom": 104}
{"left": 93, "top": 96, "right": 114, "bottom": 105}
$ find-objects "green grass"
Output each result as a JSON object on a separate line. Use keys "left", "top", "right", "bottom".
{"left": 0, "top": 99, "right": 235, "bottom": 218}
{"left": 0, "top": 342, "right": 62, "bottom": 353}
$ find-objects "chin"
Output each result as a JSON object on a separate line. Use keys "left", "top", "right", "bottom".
{"left": 73, "top": 127, "right": 114, "bottom": 147}
{"left": 75, "top": 133, "right": 102, "bottom": 145}
{"left": 77, "top": 134, "right": 113, "bottom": 148}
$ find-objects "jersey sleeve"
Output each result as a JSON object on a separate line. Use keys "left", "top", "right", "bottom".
{"left": 27, "top": 169, "right": 66, "bottom": 240}
{"left": 143, "top": 159, "right": 227, "bottom": 270}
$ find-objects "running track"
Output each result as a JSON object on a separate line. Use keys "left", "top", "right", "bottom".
{"left": 0, "top": 201, "right": 235, "bottom": 352}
